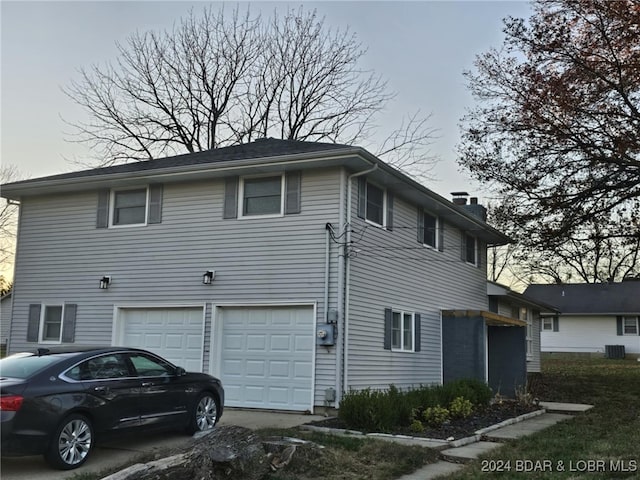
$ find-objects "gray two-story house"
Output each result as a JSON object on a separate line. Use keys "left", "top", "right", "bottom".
{"left": 2, "top": 138, "right": 526, "bottom": 410}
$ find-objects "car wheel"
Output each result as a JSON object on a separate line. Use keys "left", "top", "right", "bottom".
{"left": 187, "top": 392, "right": 219, "bottom": 434}
{"left": 45, "top": 414, "right": 94, "bottom": 470}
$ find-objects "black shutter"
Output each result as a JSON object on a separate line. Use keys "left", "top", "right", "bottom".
{"left": 27, "top": 304, "right": 41, "bottom": 342}
{"left": 437, "top": 218, "right": 444, "bottom": 252}
{"left": 96, "top": 190, "right": 109, "bottom": 228}
{"left": 384, "top": 308, "right": 392, "bottom": 350}
{"left": 357, "top": 177, "right": 366, "bottom": 219}
{"left": 223, "top": 177, "right": 239, "bottom": 219}
{"left": 616, "top": 316, "right": 623, "bottom": 335}
{"left": 386, "top": 193, "right": 394, "bottom": 231}
{"left": 148, "top": 184, "right": 163, "bottom": 224}
{"left": 476, "top": 239, "right": 482, "bottom": 268}
{"left": 553, "top": 316, "right": 559, "bottom": 332}
{"left": 61, "top": 304, "right": 77, "bottom": 343}
{"left": 417, "top": 208, "right": 424, "bottom": 244}
{"left": 414, "top": 313, "right": 421, "bottom": 352}
{"left": 461, "top": 231, "right": 467, "bottom": 262}
{"left": 285, "top": 171, "right": 301, "bottom": 214}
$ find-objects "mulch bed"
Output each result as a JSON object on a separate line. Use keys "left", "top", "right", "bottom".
{"left": 307, "top": 401, "right": 541, "bottom": 440}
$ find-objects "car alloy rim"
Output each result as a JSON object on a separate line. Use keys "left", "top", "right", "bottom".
{"left": 58, "top": 419, "right": 92, "bottom": 465}
{"left": 196, "top": 396, "right": 217, "bottom": 431}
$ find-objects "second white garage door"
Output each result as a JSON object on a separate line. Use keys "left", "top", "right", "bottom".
{"left": 218, "top": 306, "right": 314, "bottom": 411}
{"left": 117, "top": 307, "right": 204, "bottom": 372}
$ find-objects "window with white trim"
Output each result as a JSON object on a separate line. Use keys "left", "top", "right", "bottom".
{"left": 41, "top": 305, "right": 64, "bottom": 342}
{"left": 421, "top": 212, "right": 439, "bottom": 248}
{"left": 542, "top": 317, "right": 554, "bottom": 331}
{"left": 112, "top": 188, "right": 148, "bottom": 226}
{"left": 520, "top": 307, "right": 533, "bottom": 359}
{"left": 623, "top": 316, "right": 639, "bottom": 335}
{"left": 391, "top": 310, "right": 415, "bottom": 352}
{"left": 240, "top": 175, "right": 284, "bottom": 217}
{"left": 365, "top": 182, "right": 385, "bottom": 226}
{"left": 465, "top": 234, "right": 478, "bottom": 265}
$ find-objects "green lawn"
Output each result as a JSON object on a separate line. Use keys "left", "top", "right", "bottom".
{"left": 446, "top": 354, "right": 640, "bottom": 480}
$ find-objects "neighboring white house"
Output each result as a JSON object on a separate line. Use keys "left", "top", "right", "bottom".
{"left": 524, "top": 281, "right": 640, "bottom": 357}
{"left": 1, "top": 138, "right": 526, "bottom": 411}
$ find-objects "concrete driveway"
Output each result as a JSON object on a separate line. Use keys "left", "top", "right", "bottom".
{"left": 0, "top": 410, "right": 326, "bottom": 480}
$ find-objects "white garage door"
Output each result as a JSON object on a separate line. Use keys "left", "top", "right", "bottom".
{"left": 118, "top": 307, "right": 204, "bottom": 372}
{"left": 219, "top": 306, "right": 314, "bottom": 411}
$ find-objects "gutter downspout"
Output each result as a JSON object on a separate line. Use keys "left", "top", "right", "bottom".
{"left": 338, "top": 162, "right": 378, "bottom": 402}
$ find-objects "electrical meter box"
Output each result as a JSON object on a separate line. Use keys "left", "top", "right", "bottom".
{"left": 316, "top": 324, "right": 335, "bottom": 346}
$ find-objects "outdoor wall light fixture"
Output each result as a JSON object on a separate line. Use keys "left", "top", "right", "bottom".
{"left": 99, "top": 276, "right": 112, "bottom": 289}
{"left": 202, "top": 270, "right": 215, "bottom": 285}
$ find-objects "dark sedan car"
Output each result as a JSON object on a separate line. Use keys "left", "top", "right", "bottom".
{"left": 0, "top": 346, "right": 224, "bottom": 470}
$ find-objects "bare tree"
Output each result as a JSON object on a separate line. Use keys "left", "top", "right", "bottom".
{"left": 0, "top": 165, "right": 22, "bottom": 280}
{"left": 65, "top": 5, "right": 437, "bottom": 178}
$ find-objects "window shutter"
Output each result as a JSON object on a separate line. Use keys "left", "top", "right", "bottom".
{"left": 616, "top": 316, "right": 623, "bottom": 335}
{"left": 476, "top": 240, "right": 482, "bottom": 268}
{"left": 285, "top": 171, "right": 301, "bottom": 214}
{"left": 27, "top": 304, "right": 41, "bottom": 342}
{"left": 553, "top": 316, "right": 559, "bottom": 332}
{"left": 384, "top": 308, "right": 392, "bottom": 350}
{"left": 96, "top": 190, "right": 109, "bottom": 228}
{"left": 148, "top": 184, "right": 163, "bottom": 224}
{"left": 460, "top": 231, "right": 467, "bottom": 262}
{"left": 357, "top": 177, "right": 366, "bottom": 219}
{"left": 414, "top": 313, "right": 421, "bottom": 352}
{"left": 386, "top": 193, "right": 394, "bottom": 231}
{"left": 437, "top": 219, "right": 444, "bottom": 252}
{"left": 223, "top": 177, "right": 239, "bottom": 219}
{"left": 417, "top": 208, "right": 424, "bottom": 244}
{"left": 61, "top": 304, "right": 77, "bottom": 343}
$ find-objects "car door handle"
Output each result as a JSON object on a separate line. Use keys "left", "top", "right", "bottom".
{"left": 141, "top": 382, "right": 154, "bottom": 387}
{"left": 94, "top": 386, "right": 107, "bottom": 393}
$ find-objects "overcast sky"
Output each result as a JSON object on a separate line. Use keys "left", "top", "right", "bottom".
{"left": 1, "top": 0, "right": 533, "bottom": 201}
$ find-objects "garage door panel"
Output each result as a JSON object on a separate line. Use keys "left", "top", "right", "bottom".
{"left": 119, "top": 307, "right": 204, "bottom": 372}
{"left": 220, "top": 306, "right": 314, "bottom": 411}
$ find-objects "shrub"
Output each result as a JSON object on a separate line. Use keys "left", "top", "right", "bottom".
{"left": 422, "top": 406, "right": 450, "bottom": 427}
{"left": 409, "top": 419, "right": 425, "bottom": 433}
{"left": 439, "top": 379, "right": 493, "bottom": 407}
{"left": 449, "top": 396, "right": 473, "bottom": 418}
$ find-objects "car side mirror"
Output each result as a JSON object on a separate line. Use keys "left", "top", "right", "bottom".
{"left": 175, "top": 367, "right": 186, "bottom": 376}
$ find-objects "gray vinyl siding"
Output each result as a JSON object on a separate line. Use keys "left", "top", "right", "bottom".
{"left": 0, "top": 296, "right": 11, "bottom": 345}
{"left": 346, "top": 178, "right": 488, "bottom": 391}
{"left": 10, "top": 167, "right": 343, "bottom": 407}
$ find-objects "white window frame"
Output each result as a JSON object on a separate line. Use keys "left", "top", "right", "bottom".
{"left": 391, "top": 309, "right": 415, "bottom": 352}
{"left": 542, "top": 317, "right": 554, "bottom": 331}
{"left": 520, "top": 307, "right": 533, "bottom": 360}
{"left": 622, "top": 316, "right": 639, "bottom": 335}
{"left": 422, "top": 212, "right": 440, "bottom": 249}
{"left": 39, "top": 304, "right": 65, "bottom": 344}
{"left": 238, "top": 174, "right": 285, "bottom": 219}
{"left": 364, "top": 180, "right": 387, "bottom": 228}
{"left": 465, "top": 233, "right": 478, "bottom": 266}
{"left": 110, "top": 187, "right": 149, "bottom": 227}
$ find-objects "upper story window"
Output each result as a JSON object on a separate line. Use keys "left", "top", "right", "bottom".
{"left": 464, "top": 233, "right": 478, "bottom": 265}
{"left": 113, "top": 188, "right": 147, "bottom": 226}
{"left": 97, "top": 184, "right": 163, "bottom": 229}
{"left": 357, "top": 178, "right": 393, "bottom": 229}
{"left": 240, "top": 175, "right": 284, "bottom": 217}
{"left": 223, "top": 172, "right": 301, "bottom": 219}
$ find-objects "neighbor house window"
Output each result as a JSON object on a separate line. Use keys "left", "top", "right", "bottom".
{"left": 113, "top": 188, "right": 147, "bottom": 226}
{"left": 623, "top": 316, "right": 639, "bottom": 335}
{"left": 240, "top": 175, "right": 284, "bottom": 217}
{"left": 42, "top": 305, "right": 64, "bottom": 342}
{"left": 542, "top": 317, "right": 554, "bottom": 331}
{"left": 421, "top": 212, "right": 438, "bottom": 248}
{"left": 465, "top": 234, "right": 478, "bottom": 265}
{"left": 392, "top": 310, "right": 415, "bottom": 352}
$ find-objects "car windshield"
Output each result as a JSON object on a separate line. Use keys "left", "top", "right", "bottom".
{"left": 0, "top": 353, "right": 66, "bottom": 379}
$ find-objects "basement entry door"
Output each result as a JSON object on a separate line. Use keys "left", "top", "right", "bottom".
{"left": 117, "top": 307, "right": 204, "bottom": 372}
{"left": 219, "top": 306, "right": 314, "bottom": 411}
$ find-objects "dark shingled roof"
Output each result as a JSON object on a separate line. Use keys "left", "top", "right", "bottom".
{"left": 3, "top": 138, "right": 353, "bottom": 186}
{"left": 524, "top": 282, "right": 640, "bottom": 315}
